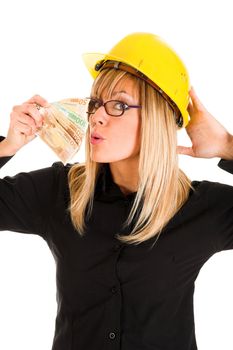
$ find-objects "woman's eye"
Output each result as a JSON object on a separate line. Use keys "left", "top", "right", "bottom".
{"left": 114, "top": 102, "right": 128, "bottom": 110}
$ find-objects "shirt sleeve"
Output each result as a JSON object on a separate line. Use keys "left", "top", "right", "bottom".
{"left": 0, "top": 162, "right": 62, "bottom": 239}
{"left": 203, "top": 159, "right": 233, "bottom": 251}
{"left": 0, "top": 136, "right": 14, "bottom": 167}
{"left": 218, "top": 158, "right": 233, "bottom": 174}
{"left": 196, "top": 159, "right": 233, "bottom": 252}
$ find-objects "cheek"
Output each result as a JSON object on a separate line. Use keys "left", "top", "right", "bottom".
{"left": 112, "top": 119, "right": 141, "bottom": 150}
{"left": 90, "top": 118, "right": 141, "bottom": 162}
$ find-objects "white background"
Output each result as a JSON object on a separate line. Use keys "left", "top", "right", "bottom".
{"left": 0, "top": 0, "right": 233, "bottom": 349}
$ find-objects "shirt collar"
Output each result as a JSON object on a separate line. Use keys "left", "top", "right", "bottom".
{"left": 95, "top": 163, "right": 137, "bottom": 202}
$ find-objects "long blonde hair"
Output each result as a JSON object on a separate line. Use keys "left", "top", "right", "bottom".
{"left": 68, "top": 68, "right": 193, "bottom": 245}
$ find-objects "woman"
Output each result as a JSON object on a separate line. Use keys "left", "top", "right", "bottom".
{"left": 0, "top": 32, "right": 233, "bottom": 350}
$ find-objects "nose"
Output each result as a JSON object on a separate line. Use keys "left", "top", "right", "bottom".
{"left": 89, "top": 106, "right": 108, "bottom": 126}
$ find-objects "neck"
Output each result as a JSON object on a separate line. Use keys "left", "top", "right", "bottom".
{"left": 109, "top": 158, "right": 139, "bottom": 195}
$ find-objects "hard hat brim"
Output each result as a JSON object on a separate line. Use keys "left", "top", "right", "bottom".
{"left": 82, "top": 52, "right": 190, "bottom": 128}
{"left": 82, "top": 52, "right": 139, "bottom": 79}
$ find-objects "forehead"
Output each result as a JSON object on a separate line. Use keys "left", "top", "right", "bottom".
{"left": 104, "top": 78, "right": 139, "bottom": 100}
{"left": 92, "top": 69, "right": 140, "bottom": 100}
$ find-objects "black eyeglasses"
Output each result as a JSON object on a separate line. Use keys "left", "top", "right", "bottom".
{"left": 86, "top": 98, "right": 141, "bottom": 120}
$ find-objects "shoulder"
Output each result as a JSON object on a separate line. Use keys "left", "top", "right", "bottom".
{"left": 191, "top": 178, "right": 233, "bottom": 211}
{"left": 175, "top": 179, "right": 233, "bottom": 238}
{"left": 52, "top": 161, "right": 85, "bottom": 172}
{"left": 51, "top": 161, "right": 86, "bottom": 182}
{"left": 51, "top": 161, "right": 86, "bottom": 190}
{"left": 190, "top": 177, "right": 233, "bottom": 253}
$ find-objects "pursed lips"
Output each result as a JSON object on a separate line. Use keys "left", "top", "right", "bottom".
{"left": 91, "top": 132, "right": 105, "bottom": 140}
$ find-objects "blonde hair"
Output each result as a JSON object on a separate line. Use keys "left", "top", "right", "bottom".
{"left": 68, "top": 68, "right": 193, "bottom": 245}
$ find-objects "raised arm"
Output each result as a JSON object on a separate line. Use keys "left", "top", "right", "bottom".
{"left": 0, "top": 136, "right": 13, "bottom": 167}
{"left": 0, "top": 96, "right": 61, "bottom": 238}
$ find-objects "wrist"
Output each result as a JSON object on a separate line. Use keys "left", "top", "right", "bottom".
{"left": 0, "top": 138, "right": 18, "bottom": 157}
{"left": 220, "top": 133, "right": 233, "bottom": 160}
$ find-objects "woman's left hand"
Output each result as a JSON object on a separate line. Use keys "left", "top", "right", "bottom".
{"left": 177, "top": 87, "right": 233, "bottom": 160}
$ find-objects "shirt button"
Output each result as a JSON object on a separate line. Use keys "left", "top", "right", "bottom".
{"left": 109, "top": 332, "right": 116, "bottom": 340}
{"left": 111, "top": 286, "right": 117, "bottom": 294}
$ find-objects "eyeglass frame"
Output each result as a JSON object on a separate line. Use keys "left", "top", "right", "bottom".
{"left": 86, "top": 97, "right": 141, "bottom": 119}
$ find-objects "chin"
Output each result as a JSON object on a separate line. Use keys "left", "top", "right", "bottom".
{"left": 90, "top": 157, "right": 114, "bottom": 164}
{"left": 91, "top": 156, "right": 134, "bottom": 164}
{"left": 90, "top": 154, "right": 111, "bottom": 163}
{"left": 90, "top": 149, "right": 138, "bottom": 163}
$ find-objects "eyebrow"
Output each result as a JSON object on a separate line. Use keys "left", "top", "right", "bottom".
{"left": 111, "top": 90, "right": 135, "bottom": 101}
{"left": 112, "top": 90, "right": 128, "bottom": 96}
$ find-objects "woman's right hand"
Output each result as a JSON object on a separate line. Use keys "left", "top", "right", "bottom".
{"left": 2, "top": 95, "right": 49, "bottom": 156}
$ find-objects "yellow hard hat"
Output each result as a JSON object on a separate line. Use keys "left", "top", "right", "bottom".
{"left": 82, "top": 32, "right": 190, "bottom": 127}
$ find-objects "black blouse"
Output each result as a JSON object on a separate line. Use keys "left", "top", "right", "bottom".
{"left": 0, "top": 139, "right": 233, "bottom": 350}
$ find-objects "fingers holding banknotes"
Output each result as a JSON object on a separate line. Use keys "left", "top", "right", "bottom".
{"left": 5, "top": 95, "right": 49, "bottom": 155}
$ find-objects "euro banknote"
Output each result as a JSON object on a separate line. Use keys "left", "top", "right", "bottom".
{"left": 37, "top": 98, "right": 89, "bottom": 163}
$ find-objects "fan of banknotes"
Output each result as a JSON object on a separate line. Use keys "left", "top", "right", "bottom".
{"left": 37, "top": 98, "right": 89, "bottom": 163}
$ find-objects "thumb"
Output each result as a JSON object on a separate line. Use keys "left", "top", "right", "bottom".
{"left": 177, "top": 145, "right": 195, "bottom": 157}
